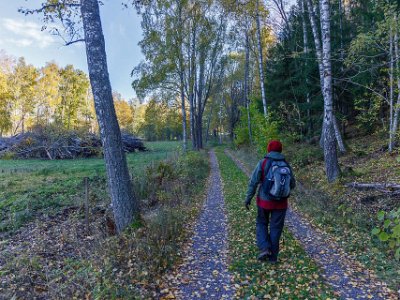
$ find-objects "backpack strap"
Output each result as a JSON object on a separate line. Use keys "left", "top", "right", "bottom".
{"left": 261, "top": 158, "right": 273, "bottom": 182}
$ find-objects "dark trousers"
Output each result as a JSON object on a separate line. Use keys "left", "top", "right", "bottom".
{"left": 256, "top": 206, "right": 287, "bottom": 261}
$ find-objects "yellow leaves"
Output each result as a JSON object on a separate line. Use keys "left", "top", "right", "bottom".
{"left": 160, "top": 288, "right": 176, "bottom": 300}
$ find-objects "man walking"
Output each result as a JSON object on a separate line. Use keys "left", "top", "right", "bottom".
{"left": 244, "top": 140, "right": 296, "bottom": 263}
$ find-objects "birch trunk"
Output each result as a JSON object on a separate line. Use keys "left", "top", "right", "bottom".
{"left": 196, "top": 46, "right": 206, "bottom": 149}
{"left": 306, "top": 0, "right": 324, "bottom": 87}
{"left": 179, "top": 75, "right": 187, "bottom": 152}
{"left": 389, "top": 23, "right": 395, "bottom": 152}
{"left": 178, "top": 6, "right": 187, "bottom": 152}
{"left": 256, "top": 0, "right": 267, "bottom": 117}
{"left": 219, "top": 97, "right": 223, "bottom": 144}
{"left": 301, "top": 0, "right": 312, "bottom": 136}
{"left": 189, "top": 24, "right": 197, "bottom": 150}
{"left": 205, "top": 104, "right": 213, "bottom": 143}
{"left": 307, "top": 0, "right": 345, "bottom": 153}
{"left": 393, "top": 16, "right": 400, "bottom": 149}
{"left": 244, "top": 30, "right": 253, "bottom": 144}
{"left": 320, "top": 0, "right": 340, "bottom": 182}
{"left": 80, "top": 0, "right": 138, "bottom": 232}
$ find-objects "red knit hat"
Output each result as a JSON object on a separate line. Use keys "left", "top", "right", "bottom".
{"left": 267, "top": 140, "right": 283, "bottom": 153}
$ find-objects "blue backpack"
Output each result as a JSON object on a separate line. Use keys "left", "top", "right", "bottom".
{"left": 261, "top": 158, "right": 292, "bottom": 201}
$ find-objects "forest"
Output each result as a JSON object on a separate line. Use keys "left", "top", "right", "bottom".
{"left": 0, "top": 0, "right": 400, "bottom": 299}
{"left": 0, "top": 55, "right": 183, "bottom": 141}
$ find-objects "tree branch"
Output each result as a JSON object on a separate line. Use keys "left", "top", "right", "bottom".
{"left": 65, "top": 38, "right": 85, "bottom": 46}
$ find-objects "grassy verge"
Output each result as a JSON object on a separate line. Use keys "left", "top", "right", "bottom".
{"left": 0, "top": 141, "right": 181, "bottom": 232}
{"left": 232, "top": 137, "right": 400, "bottom": 291}
{"left": 285, "top": 137, "right": 400, "bottom": 290}
{"left": 216, "top": 149, "right": 337, "bottom": 299}
{"left": 0, "top": 145, "right": 209, "bottom": 299}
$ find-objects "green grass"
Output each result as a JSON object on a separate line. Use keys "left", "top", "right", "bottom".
{"left": 0, "top": 141, "right": 181, "bottom": 232}
{"left": 216, "top": 150, "right": 337, "bottom": 299}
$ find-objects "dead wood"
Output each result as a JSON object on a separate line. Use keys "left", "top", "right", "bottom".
{"left": 345, "top": 182, "right": 400, "bottom": 191}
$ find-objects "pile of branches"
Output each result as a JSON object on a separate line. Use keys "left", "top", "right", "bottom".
{"left": 0, "top": 126, "right": 146, "bottom": 160}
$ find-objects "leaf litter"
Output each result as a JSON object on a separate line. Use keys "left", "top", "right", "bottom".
{"left": 224, "top": 149, "right": 398, "bottom": 300}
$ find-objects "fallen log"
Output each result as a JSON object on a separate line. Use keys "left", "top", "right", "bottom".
{"left": 345, "top": 182, "right": 400, "bottom": 190}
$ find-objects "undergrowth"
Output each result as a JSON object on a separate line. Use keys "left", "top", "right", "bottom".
{"left": 0, "top": 142, "right": 209, "bottom": 299}
{"left": 216, "top": 150, "right": 337, "bottom": 299}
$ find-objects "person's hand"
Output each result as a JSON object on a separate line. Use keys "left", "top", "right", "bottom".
{"left": 244, "top": 199, "right": 251, "bottom": 210}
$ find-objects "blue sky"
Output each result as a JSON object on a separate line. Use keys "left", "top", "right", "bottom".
{"left": 0, "top": 0, "right": 144, "bottom": 100}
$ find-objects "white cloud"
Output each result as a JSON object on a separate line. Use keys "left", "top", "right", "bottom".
{"left": 1, "top": 18, "right": 56, "bottom": 49}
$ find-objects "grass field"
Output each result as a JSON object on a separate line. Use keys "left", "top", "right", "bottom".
{"left": 0, "top": 141, "right": 182, "bottom": 232}
{"left": 0, "top": 141, "right": 211, "bottom": 299}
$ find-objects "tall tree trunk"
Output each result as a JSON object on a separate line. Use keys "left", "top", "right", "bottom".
{"left": 219, "top": 97, "right": 224, "bottom": 144}
{"left": 244, "top": 30, "right": 253, "bottom": 144}
{"left": 256, "top": 0, "right": 267, "bottom": 117}
{"left": 80, "top": 0, "right": 138, "bottom": 232}
{"left": 338, "top": 0, "right": 345, "bottom": 63}
{"left": 190, "top": 24, "right": 197, "bottom": 150}
{"left": 196, "top": 114, "right": 203, "bottom": 149}
{"left": 179, "top": 76, "right": 187, "bottom": 152}
{"left": 178, "top": 5, "right": 187, "bottom": 152}
{"left": 306, "top": 0, "right": 324, "bottom": 87}
{"left": 320, "top": 0, "right": 340, "bottom": 182}
{"left": 301, "top": 0, "right": 312, "bottom": 136}
{"left": 307, "top": 0, "right": 345, "bottom": 153}
{"left": 393, "top": 15, "right": 400, "bottom": 149}
{"left": 21, "top": 115, "right": 25, "bottom": 133}
{"left": 389, "top": 22, "right": 395, "bottom": 152}
{"left": 205, "top": 104, "right": 213, "bottom": 143}
{"left": 196, "top": 45, "right": 206, "bottom": 150}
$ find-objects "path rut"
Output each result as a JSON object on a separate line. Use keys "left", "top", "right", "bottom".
{"left": 161, "top": 150, "right": 234, "bottom": 299}
{"left": 224, "top": 149, "right": 397, "bottom": 300}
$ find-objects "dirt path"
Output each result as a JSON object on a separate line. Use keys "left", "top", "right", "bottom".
{"left": 224, "top": 149, "right": 397, "bottom": 300}
{"left": 160, "top": 150, "right": 234, "bottom": 299}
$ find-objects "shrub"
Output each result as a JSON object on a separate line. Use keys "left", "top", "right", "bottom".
{"left": 234, "top": 101, "right": 280, "bottom": 156}
{"left": 372, "top": 208, "right": 400, "bottom": 260}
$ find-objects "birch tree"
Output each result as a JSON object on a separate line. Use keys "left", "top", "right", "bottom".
{"left": 134, "top": 0, "right": 227, "bottom": 150}
{"left": 256, "top": 0, "right": 268, "bottom": 117}
{"left": 306, "top": 0, "right": 346, "bottom": 154}
{"left": 301, "top": 0, "right": 312, "bottom": 135}
{"left": 320, "top": 0, "right": 340, "bottom": 182}
{"left": 392, "top": 14, "right": 400, "bottom": 151}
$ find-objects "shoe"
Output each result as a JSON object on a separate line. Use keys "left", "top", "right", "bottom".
{"left": 257, "top": 249, "right": 272, "bottom": 261}
{"left": 268, "top": 259, "right": 278, "bottom": 264}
